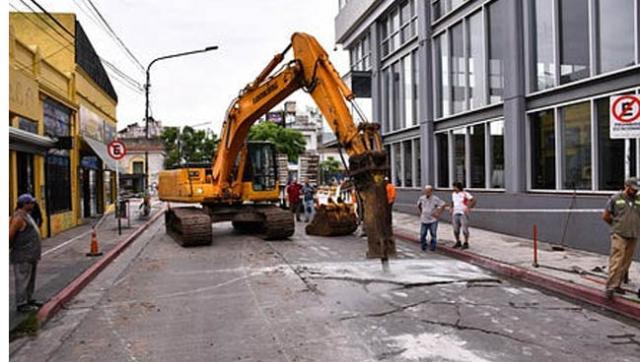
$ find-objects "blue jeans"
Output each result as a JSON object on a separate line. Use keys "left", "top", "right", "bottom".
{"left": 420, "top": 222, "right": 438, "bottom": 250}
{"left": 304, "top": 200, "right": 315, "bottom": 222}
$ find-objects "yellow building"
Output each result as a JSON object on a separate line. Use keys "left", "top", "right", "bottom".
{"left": 9, "top": 12, "right": 118, "bottom": 237}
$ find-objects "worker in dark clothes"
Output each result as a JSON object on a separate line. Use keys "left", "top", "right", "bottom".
{"left": 286, "top": 178, "right": 303, "bottom": 222}
{"left": 9, "top": 194, "right": 43, "bottom": 312}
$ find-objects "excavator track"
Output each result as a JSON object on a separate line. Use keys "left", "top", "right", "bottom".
{"left": 256, "top": 206, "right": 295, "bottom": 240}
{"left": 165, "top": 207, "right": 212, "bottom": 246}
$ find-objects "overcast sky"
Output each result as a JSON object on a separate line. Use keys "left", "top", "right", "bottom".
{"left": 10, "top": 0, "right": 348, "bottom": 132}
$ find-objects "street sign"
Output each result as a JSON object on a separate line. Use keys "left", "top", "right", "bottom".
{"left": 610, "top": 95, "right": 640, "bottom": 139}
{"left": 107, "top": 139, "right": 127, "bottom": 160}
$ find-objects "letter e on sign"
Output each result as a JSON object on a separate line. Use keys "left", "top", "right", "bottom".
{"left": 108, "top": 140, "right": 127, "bottom": 160}
{"left": 610, "top": 95, "right": 640, "bottom": 139}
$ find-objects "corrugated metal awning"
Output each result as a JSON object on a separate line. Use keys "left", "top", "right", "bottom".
{"left": 9, "top": 127, "right": 56, "bottom": 154}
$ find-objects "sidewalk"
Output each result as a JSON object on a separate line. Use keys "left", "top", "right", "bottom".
{"left": 9, "top": 198, "right": 164, "bottom": 335}
{"left": 392, "top": 211, "right": 640, "bottom": 320}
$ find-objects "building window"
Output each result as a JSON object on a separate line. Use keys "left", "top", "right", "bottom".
{"left": 432, "top": 0, "right": 466, "bottom": 22}
{"left": 532, "top": 0, "right": 555, "bottom": 91}
{"left": 414, "top": 138, "right": 422, "bottom": 187}
{"left": 468, "top": 11, "right": 485, "bottom": 108}
{"left": 403, "top": 53, "right": 414, "bottom": 128}
{"left": 597, "top": 0, "right": 636, "bottom": 74}
{"left": 451, "top": 22, "right": 466, "bottom": 113}
{"left": 561, "top": 102, "right": 591, "bottom": 190}
{"left": 46, "top": 151, "right": 71, "bottom": 213}
{"left": 559, "top": 0, "right": 590, "bottom": 84}
{"left": 392, "top": 62, "right": 402, "bottom": 130}
{"left": 350, "top": 33, "right": 371, "bottom": 71}
{"left": 16, "top": 152, "right": 35, "bottom": 196}
{"left": 43, "top": 98, "right": 71, "bottom": 138}
{"left": 393, "top": 143, "right": 402, "bottom": 186}
{"left": 489, "top": 120, "right": 505, "bottom": 188}
{"left": 530, "top": 110, "right": 556, "bottom": 189}
{"left": 381, "top": 0, "right": 417, "bottom": 57}
{"left": 487, "top": 0, "right": 507, "bottom": 103}
{"left": 469, "top": 124, "right": 486, "bottom": 188}
{"left": 403, "top": 140, "right": 413, "bottom": 187}
{"left": 18, "top": 117, "right": 38, "bottom": 134}
{"left": 133, "top": 161, "right": 144, "bottom": 174}
{"left": 453, "top": 128, "right": 466, "bottom": 185}
{"left": 434, "top": 33, "right": 450, "bottom": 118}
{"left": 436, "top": 132, "right": 450, "bottom": 188}
{"left": 412, "top": 51, "right": 419, "bottom": 125}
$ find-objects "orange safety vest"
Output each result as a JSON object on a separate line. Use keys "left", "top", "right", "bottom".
{"left": 386, "top": 183, "right": 396, "bottom": 204}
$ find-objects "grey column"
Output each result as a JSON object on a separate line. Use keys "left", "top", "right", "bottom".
{"left": 503, "top": 0, "right": 527, "bottom": 193}
{"left": 418, "top": 0, "right": 435, "bottom": 186}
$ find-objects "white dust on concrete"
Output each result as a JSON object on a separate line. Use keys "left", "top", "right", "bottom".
{"left": 387, "top": 332, "right": 493, "bottom": 362}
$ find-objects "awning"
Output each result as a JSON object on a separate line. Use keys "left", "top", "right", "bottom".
{"left": 83, "top": 137, "right": 125, "bottom": 172}
{"left": 9, "top": 127, "right": 56, "bottom": 154}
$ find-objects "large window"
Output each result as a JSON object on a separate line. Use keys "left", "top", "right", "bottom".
{"left": 436, "top": 132, "right": 450, "bottom": 188}
{"left": 43, "top": 98, "right": 71, "bottom": 138}
{"left": 470, "top": 124, "right": 486, "bottom": 188}
{"left": 350, "top": 34, "right": 371, "bottom": 71}
{"left": 414, "top": 138, "right": 422, "bottom": 187}
{"left": 597, "top": 97, "right": 638, "bottom": 190}
{"left": 468, "top": 11, "right": 485, "bottom": 108}
{"left": 530, "top": 0, "right": 637, "bottom": 91}
{"left": 432, "top": 0, "right": 467, "bottom": 21}
{"left": 403, "top": 140, "right": 413, "bottom": 186}
{"left": 530, "top": 110, "right": 556, "bottom": 189}
{"left": 436, "top": 119, "right": 505, "bottom": 189}
{"left": 453, "top": 128, "right": 466, "bottom": 184}
{"left": 561, "top": 102, "right": 591, "bottom": 190}
{"left": 434, "top": 34, "right": 450, "bottom": 118}
{"left": 532, "top": 0, "right": 555, "bottom": 91}
{"left": 393, "top": 143, "right": 402, "bottom": 186}
{"left": 380, "top": 0, "right": 417, "bottom": 57}
{"left": 597, "top": 0, "right": 636, "bottom": 74}
{"left": 487, "top": 0, "right": 507, "bottom": 103}
{"left": 451, "top": 22, "right": 466, "bottom": 113}
{"left": 529, "top": 91, "right": 640, "bottom": 191}
{"left": 559, "top": 0, "right": 590, "bottom": 84}
{"left": 383, "top": 51, "right": 419, "bottom": 132}
{"left": 46, "top": 151, "right": 71, "bottom": 213}
{"left": 489, "top": 120, "right": 505, "bottom": 188}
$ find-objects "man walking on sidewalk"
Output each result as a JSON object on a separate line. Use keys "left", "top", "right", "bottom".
{"left": 417, "top": 185, "right": 446, "bottom": 251}
{"left": 450, "top": 182, "right": 476, "bottom": 249}
{"left": 302, "top": 178, "right": 316, "bottom": 222}
{"left": 602, "top": 177, "right": 640, "bottom": 299}
{"left": 9, "top": 194, "right": 43, "bottom": 312}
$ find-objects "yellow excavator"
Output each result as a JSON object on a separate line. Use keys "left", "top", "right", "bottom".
{"left": 158, "top": 32, "right": 395, "bottom": 260}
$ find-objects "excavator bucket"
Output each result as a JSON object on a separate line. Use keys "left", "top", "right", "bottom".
{"left": 305, "top": 203, "right": 358, "bottom": 236}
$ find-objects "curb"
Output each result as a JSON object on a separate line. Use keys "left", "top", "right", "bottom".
{"left": 36, "top": 207, "right": 166, "bottom": 325}
{"left": 393, "top": 229, "right": 640, "bottom": 322}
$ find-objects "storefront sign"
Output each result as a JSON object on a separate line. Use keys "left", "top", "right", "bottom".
{"left": 79, "top": 106, "right": 105, "bottom": 142}
{"left": 266, "top": 112, "right": 283, "bottom": 124}
{"left": 10, "top": 67, "right": 39, "bottom": 121}
{"left": 610, "top": 95, "right": 640, "bottom": 139}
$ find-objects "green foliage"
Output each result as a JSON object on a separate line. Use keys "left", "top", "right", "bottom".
{"left": 319, "top": 156, "right": 343, "bottom": 174}
{"left": 248, "top": 122, "right": 306, "bottom": 162}
{"left": 161, "top": 126, "right": 219, "bottom": 168}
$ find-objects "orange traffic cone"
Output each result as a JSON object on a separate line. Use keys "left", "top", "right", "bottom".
{"left": 86, "top": 229, "right": 103, "bottom": 257}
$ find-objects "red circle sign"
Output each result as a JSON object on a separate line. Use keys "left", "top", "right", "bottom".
{"left": 108, "top": 140, "right": 127, "bottom": 160}
{"left": 612, "top": 95, "right": 640, "bottom": 123}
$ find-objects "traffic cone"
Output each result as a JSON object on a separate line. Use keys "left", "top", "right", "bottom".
{"left": 86, "top": 229, "right": 103, "bottom": 257}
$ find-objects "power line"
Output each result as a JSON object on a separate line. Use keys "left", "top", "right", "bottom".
{"left": 11, "top": 2, "right": 144, "bottom": 94}
{"left": 82, "top": 0, "right": 146, "bottom": 73}
{"left": 28, "top": 0, "right": 74, "bottom": 39}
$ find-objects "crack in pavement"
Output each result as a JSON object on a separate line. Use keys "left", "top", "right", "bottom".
{"left": 303, "top": 273, "right": 502, "bottom": 289}
{"left": 267, "top": 243, "right": 324, "bottom": 296}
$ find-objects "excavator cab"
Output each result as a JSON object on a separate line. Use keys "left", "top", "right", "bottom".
{"left": 239, "top": 141, "right": 281, "bottom": 202}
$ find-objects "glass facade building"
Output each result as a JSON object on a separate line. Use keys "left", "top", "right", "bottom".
{"left": 336, "top": 0, "right": 640, "bottom": 256}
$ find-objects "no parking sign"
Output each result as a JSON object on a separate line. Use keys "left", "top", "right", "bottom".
{"left": 610, "top": 94, "right": 640, "bottom": 139}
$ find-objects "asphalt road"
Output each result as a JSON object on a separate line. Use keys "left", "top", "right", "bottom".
{"left": 11, "top": 217, "right": 640, "bottom": 362}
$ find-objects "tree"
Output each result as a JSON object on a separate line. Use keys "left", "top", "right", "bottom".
{"left": 319, "top": 156, "right": 343, "bottom": 174}
{"left": 161, "top": 126, "right": 219, "bottom": 168}
{"left": 248, "top": 121, "right": 306, "bottom": 162}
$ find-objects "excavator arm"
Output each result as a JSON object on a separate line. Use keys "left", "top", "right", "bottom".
{"left": 212, "top": 32, "right": 395, "bottom": 259}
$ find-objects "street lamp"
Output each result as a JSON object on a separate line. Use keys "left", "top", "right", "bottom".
{"left": 144, "top": 45, "right": 219, "bottom": 192}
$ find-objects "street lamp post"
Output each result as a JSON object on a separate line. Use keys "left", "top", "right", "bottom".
{"left": 144, "top": 45, "right": 218, "bottom": 192}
